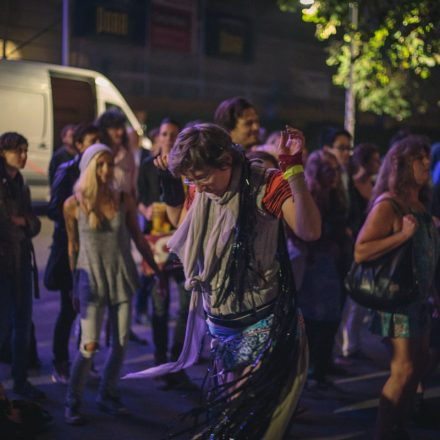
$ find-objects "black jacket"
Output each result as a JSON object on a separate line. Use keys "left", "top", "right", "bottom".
{"left": 0, "top": 158, "right": 40, "bottom": 295}
{"left": 47, "top": 154, "right": 80, "bottom": 234}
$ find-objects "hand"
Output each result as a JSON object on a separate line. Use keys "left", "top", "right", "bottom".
{"left": 401, "top": 214, "right": 418, "bottom": 239}
{"left": 278, "top": 126, "right": 305, "bottom": 157}
{"left": 11, "top": 215, "right": 26, "bottom": 227}
{"left": 153, "top": 153, "right": 169, "bottom": 171}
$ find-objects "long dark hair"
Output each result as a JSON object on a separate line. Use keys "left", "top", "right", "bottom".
{"left": 370, "top": 135, "right": 431, "bottom": 209}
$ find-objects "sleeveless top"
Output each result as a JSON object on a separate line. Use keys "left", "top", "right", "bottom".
{"left": 74, "top": 195, "right": 139, "bottom": 304}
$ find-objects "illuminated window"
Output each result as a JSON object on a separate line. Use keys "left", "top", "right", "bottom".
{"left": 0, "top": 40, "right": 22, "bottom": 60}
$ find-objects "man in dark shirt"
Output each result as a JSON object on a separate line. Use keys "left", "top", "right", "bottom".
{"left": 137, "top": 118, "right": 195, "bottom": 389}
{"left": 46, "top": 123, "right": 98, "bottom": 383}
{"left": 48, "top": 124, "right": 76, "bottom": 185}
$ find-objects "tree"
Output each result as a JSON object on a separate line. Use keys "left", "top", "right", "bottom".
{"left": 278, "top": 0, "right": 440, "bottom": 127}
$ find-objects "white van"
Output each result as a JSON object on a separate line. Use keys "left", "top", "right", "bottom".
{"left": 0, "top": 60, "right": 143, "bottom": 203}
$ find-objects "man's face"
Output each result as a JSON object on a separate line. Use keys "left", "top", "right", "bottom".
{"left": 158, "top": 122, "right": 179, "bottom": 154}
{"left": 326, "top": 134, "right": 352, "bottom": 169}
{"left": 230, "top": 107, "right": 260, "bottom": 150}
{"left": 106, "top": 125, "right": 125, "bottom": 149}
{"left": 76, "top": 132, "right": 99, "bottom": 154}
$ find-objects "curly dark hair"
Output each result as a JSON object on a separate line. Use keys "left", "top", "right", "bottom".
{"left": 370, "top": 135, "right": 431, "bottom": 209}
{"left": 96, "top": 108, "right": 128, "bottom": 149}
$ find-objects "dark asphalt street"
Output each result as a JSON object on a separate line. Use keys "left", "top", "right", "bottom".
{"left": 1, "top": 217, "right": 439, "bottom": 440}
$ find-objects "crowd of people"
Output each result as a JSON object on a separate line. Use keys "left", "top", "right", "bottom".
{"left": 0, "top": 96, "right": 439, "bottom": 439}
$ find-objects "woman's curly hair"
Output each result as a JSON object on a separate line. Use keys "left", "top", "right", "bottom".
{"left": 370, "top": 135, "right": 431, "bottom": 209}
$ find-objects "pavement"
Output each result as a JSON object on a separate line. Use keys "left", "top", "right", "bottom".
{"left": 1, "top": 217, "right": 439, "bottom": 439}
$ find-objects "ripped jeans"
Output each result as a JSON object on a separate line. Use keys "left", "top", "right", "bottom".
{"left": 65, "top": 300, "right": 131, "bottom": 410}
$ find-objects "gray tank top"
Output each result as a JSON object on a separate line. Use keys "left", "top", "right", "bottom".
{"left": 74, "top": 195, "right": 139, "bottom": 304}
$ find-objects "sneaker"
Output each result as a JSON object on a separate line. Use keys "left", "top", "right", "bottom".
{"left": 64, "top": 407, "right": 87, "bottom": 425}
{"left": 13, "top": 381, "right": 46, "bottom": 400}
{"left": 52, "top": 361, "right": 70, "bottom": 384}
{"left": 96, "top": 394, "right": 128, "bottom": 415}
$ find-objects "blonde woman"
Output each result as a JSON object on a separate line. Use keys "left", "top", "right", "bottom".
{"left": 63, "top": 144, "right": 161, "bottom": 425}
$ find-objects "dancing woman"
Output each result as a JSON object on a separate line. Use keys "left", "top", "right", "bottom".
{"left": 126, "top": 123, "right": 321, "bottom": 438}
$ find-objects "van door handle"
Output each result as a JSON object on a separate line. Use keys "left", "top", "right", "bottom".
{"left": 38, "top": 143, "right": 47, "bottom": 149}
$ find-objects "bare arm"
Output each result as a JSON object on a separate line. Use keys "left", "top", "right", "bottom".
{"left": 354, "top": 200, "right": 417, "bottom": 263}
{"left": 63, "top": 196, "right": 79, "bottom": 272}
{"left": 281, "top": 177, "right": 321, "bottom": 241}
{"left": 165, "top": 204, "right": 183, "bottom": 228}
{"left": 125, "top": 193, "right": 160, "bottom": 273}
{"left": 278, "top": 127, "right": 321, "bottom": 241}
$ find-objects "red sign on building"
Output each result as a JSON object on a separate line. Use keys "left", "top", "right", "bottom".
{"left": 149, "top": 0, "right": 196, "bottom": 52}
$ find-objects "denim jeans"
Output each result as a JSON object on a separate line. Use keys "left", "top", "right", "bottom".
{"left": 0, "top": 254, "right": 33, "bottom": 388}
{"left": 65, "top": 300, "right": 131, "bottom": 410}
{"left": 52, "top": 288, "right": 77, "bottom": 364}
{"left": 151, "top": 275, "right": 190, "bottom": 363}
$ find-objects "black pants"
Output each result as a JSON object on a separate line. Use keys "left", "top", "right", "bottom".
{"left": 152, "top": 275, "right": 190, "bottom": 364}
{"left": 52, "top": 288, "right": 77, "bottom": 365}
{"left": 304, "top": 319, "right": 339, "bottom": 382}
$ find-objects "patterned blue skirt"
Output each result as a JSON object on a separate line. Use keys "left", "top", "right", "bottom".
{"left": 208, "top": 315, "right": 274, "bottom": 371}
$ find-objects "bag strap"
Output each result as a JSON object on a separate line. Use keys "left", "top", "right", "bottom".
{"left": 373, "top": 197, "right": 406, "bottom": 217}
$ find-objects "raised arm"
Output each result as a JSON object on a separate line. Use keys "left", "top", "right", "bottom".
{"left": 63, "top": 196, "right": 79, "bottom": 271}
{"left": 354, "top": 199, "right": 417, "bottom": 263}
{"left": 279, "top": 128, "right": 321, "bottom": 241}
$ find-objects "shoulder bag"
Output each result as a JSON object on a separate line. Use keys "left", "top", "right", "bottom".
{"left": 344, "top": 198, "right": 418, "bottom": 312}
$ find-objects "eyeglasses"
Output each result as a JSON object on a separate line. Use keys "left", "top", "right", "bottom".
{"left": 183, "top": 174, "right": 212, "bottom": 186}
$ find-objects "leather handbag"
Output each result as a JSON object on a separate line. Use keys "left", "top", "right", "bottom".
{"left": 344, "top": 198, "right": 418, "bottom": 312}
